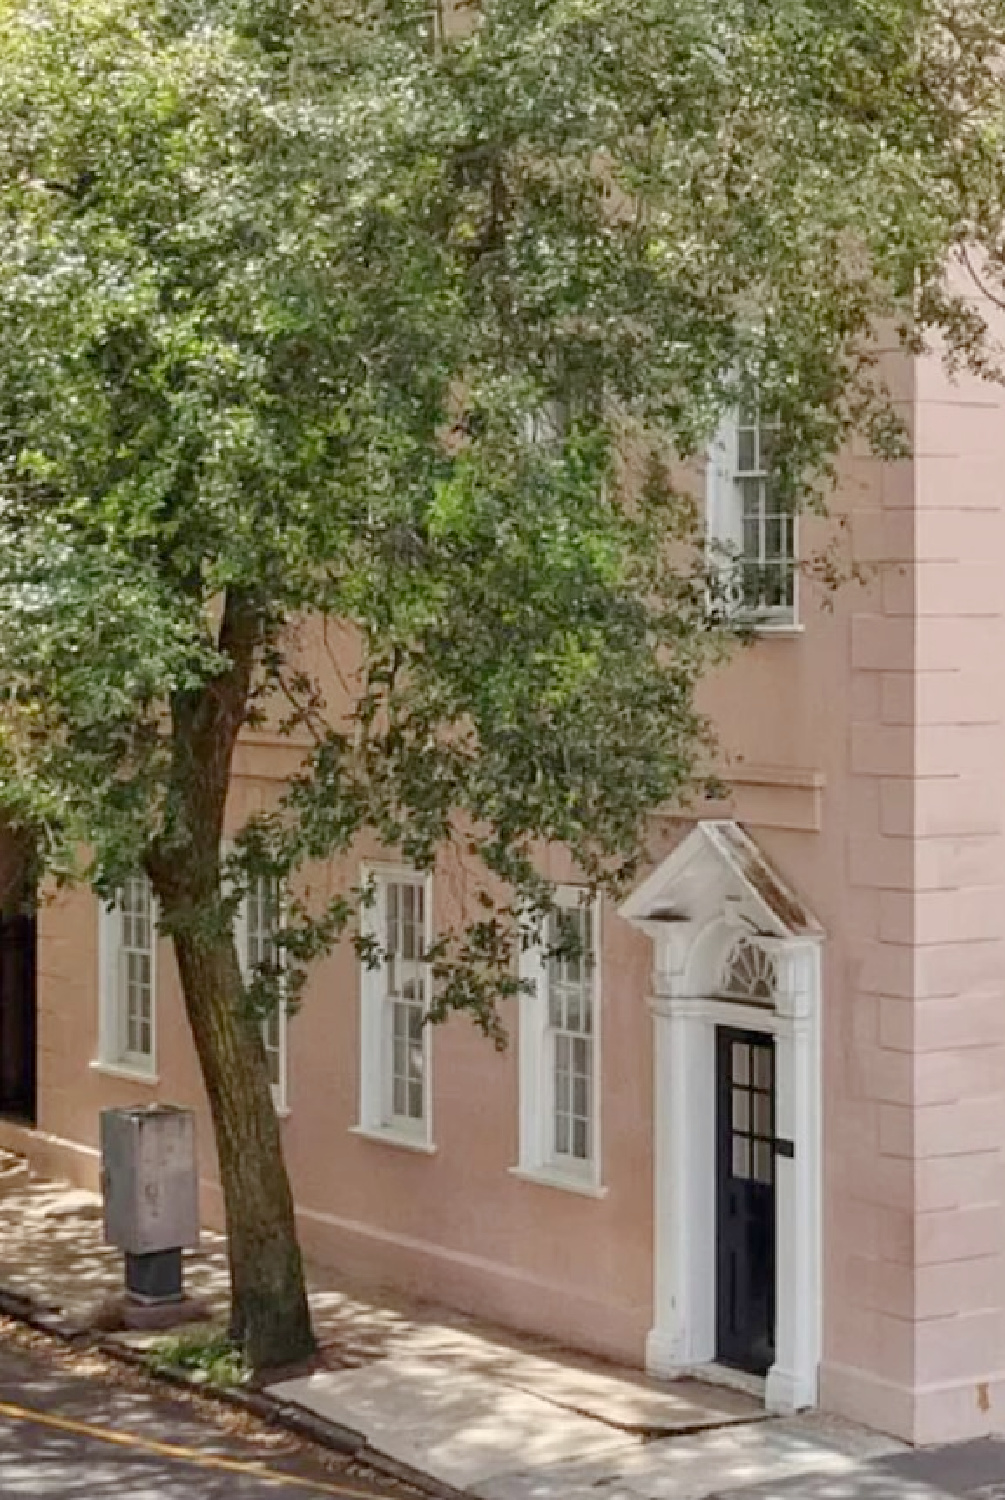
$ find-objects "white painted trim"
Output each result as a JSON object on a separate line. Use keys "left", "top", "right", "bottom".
{"left": 349, "top": 1125, "right": 438, "bottom": 1155}
{"left": 516, "top": 887, "right": 603, "bottom": 1194}
{"left": 358, "top": 863, "right": 434, "bottom": 1150}
{"left": 645, "top": 944, "right": 822, "bottom": 1412}
{"left": 622, "top": 825, "right": 822, "bottom": 1415}
{"left": 96, "top": 880, "right": 158, "bottom": 1078}
{"left": 88, "top": 1059, "right": 160, "bottom": 1087}
{"left": 508, "top": 1166, "right": 609, "bottom": 1200}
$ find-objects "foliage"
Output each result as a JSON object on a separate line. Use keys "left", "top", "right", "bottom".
{"left": 1, "top": 0, "right": 1004, "bottom": 1014}
{"left": 4, "top": 0, "right": 1005, "bottom": 1367}
{"left": 145, "top": 1329, "right": 248, "bottom": 1388}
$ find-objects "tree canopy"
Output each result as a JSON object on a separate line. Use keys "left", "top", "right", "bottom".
{"left": 2, "top": 0, "right": 1005, "bottom": 1363}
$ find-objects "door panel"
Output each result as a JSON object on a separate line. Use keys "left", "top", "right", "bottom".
{"left": 716, "top": 1027, "right": 775, "bottom": 1374}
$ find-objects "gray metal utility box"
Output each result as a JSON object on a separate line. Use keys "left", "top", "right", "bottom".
{"left": 100, "top": 1105, "right": 199, "bottom": 1256}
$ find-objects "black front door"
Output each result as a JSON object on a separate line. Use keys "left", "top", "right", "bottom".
{"left": 0, "top": 914, "right": 36, "bottom": 1123}
{"left": 716, "top": 1027, "right": 775, "bottom": 1374}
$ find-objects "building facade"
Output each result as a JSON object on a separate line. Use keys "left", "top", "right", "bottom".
{"left": 2, "top": 341, "right": 1004, "bottom": 1447}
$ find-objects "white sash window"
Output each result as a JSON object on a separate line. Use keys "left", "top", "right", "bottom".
{"left": 98, "top": 873, "right": 157, "bottom": 1079}
{"left": 516, "top": 889, "right": 605, "bottom": 1196}
{"left": 708, "top": 400, "right": 797, "bottom": 627}
{"left": 357, "top": 868, "right": 434, "bottom": 1151}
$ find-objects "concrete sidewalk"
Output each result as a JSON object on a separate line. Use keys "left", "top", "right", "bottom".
{"left": 2, "top": 1151, "right": 993, "bottom": 1500}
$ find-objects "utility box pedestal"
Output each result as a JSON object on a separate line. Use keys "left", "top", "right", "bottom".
{"left": 100, "top": 1105, "right": 199, "bottom": 1306}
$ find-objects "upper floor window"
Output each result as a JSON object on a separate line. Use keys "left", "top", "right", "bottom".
{"left": 357, "top": 868, "right": 434, "bottom": 1150}
{"left": 708, "top": 400, "right": 797, "bottom": 627}
{"left": 517, "top": 890, "right": 603, "bottom": 1195}
{"left": 98, "top": 873, "right": 156, "bottom": 1078}
{"left": 236, "top": 873, "right": 288, "bottom": 1114}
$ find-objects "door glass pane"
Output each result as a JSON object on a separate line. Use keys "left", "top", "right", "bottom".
{"left": 753, "top": 1091, "right": 772, "bottom": 1135}
{"left": 732, "top": 1136, "right": 751, "bottom": 1179}
{"left": 731, "top": 1042, "right": 749, "bottom": 1085}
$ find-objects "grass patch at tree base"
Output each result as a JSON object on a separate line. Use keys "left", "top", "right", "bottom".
{"left": 144, "top": 1328, "right": 249, "bottom": 1389}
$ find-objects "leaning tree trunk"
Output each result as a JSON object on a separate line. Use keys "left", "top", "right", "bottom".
{"left": 148, "top": 588, "right": 315, "bottom": 1371}
{"left": 169, "top": 904, "right": 314, "bottom": 1370}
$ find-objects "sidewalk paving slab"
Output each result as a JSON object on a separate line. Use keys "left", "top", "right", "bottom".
{"left": 270, "top": 1360, "right": 637, "bottom": 1488}
{"left": 473, "top": 1414, "right": 906, "bottom": 1500}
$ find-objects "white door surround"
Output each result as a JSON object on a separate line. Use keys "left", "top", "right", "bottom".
{"left": 620, "top": 821, "right": 823, "bottom": 1413}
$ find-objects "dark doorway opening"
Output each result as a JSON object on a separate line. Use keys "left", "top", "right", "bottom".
{"left": 715, "top": 1026, "right": 775, "bottom": 1375}
{"left": 0, "top": 913, "right": 36, "bottom": 1123}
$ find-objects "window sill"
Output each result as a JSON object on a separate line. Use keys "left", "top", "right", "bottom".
{"left": 743, "top": 620, "right": 804, "bottom": 638}
{"left": 90, "top": 1060, "right": 159, "bottom": 1086}
{"left": 735, "top": 615, "right": 810, "bottom": 639}
{"left": 349, "top": 1125, "right": 437, "bottom": 1156}
{"left": 509, "top": 1165, "right": 608, "bottom": 1200}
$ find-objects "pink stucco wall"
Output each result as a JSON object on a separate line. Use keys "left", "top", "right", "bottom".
{"left": 10, "top": 339, "right": 1005, "bottom": 1444}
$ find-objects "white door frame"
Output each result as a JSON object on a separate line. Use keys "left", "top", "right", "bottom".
{"left": 645, "top": 931, "right": 821, "bottom": 1411}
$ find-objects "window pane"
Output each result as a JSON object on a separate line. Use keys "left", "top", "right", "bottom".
{"left": 763, "top": 563, "right": 785, "bottom": 607}
{"left": 732, "top": 1136, "right": 751, "bottom": 1179}
{"left": 740, "top": 476, "right": 762, "bottom": 521}
{"left": 753, "top": 1091, "right": 772, "bottom": 1136}
{"left": 737, "top": 427, "right": 756, "bottom": 472}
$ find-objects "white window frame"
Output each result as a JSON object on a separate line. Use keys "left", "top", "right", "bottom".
{"left": 234, "top": 871, "right": 290, "bottom": 1116}
{"left": 355, "top": 864, "right": 435, "bottom": 1153}
{"left": 514, "top": 887, "right": 606, "bottom": 1197}
{"left": 707, "top": 405, "right": 799, "bottom": 630}
{"left": 96, "top": 874, "right": 158, "bottom": 1081}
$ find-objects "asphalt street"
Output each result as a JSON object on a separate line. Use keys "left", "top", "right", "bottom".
{"left": 0, "top": 1335, "right": 401, "bottom": 1500}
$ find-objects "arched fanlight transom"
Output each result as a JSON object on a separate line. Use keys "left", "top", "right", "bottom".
{"left": 720, "top": 935, "right": 776, "bottom": 1002}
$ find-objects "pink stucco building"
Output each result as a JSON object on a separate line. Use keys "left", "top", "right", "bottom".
{"left": 0, "top": 340, "right": 1003, "bottom": 1447}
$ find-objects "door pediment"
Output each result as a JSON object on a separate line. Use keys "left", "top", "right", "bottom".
{"left": 619, "top": 820, "right": 821, "bottom": 942}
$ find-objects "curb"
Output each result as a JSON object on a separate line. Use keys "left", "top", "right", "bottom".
{"left": 0, "top": 1286, "right": 466, "bottom": 1500}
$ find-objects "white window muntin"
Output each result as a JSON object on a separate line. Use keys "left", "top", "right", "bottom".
{"left": 358, "top": 866, "right": 434, "bottom": 1147}
{"left": 708, "top": 401, "right": 798, "bottom": 627}
{"left": 517, "top": 888, "right": 603, "bottom": 1192}
{"left": 235, "top": 872, "right": 289, "bottom": 1114}
{"left": 98, "top": 873, "right": 157, "bottom": 1077}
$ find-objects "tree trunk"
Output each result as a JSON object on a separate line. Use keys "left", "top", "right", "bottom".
{"left": 167, "top": 900, "right": 315, "bottom": 1370}
{"left": 148, "top": 588, "right": 315, "bottom": 1371}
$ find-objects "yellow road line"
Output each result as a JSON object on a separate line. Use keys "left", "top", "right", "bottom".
{"left": 0, "top": 1395, "right": 388, "bottom": 1498}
